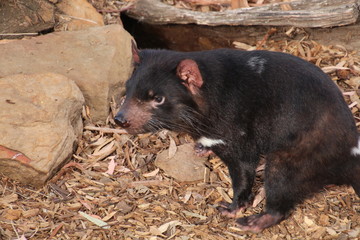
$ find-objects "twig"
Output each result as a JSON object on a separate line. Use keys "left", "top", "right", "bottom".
{"left": 130, "top": 180, "right": 169, "bottom": 187}
{"left": 98, "top": 4, "right": 134, "bottom": 13}
{"left": 181, "top": 0, "right": 231, "bottom": 5}
{"left": 11, "top": 221, "right": 20, "bottom": 239}
{"left": 60, "top": 15, "right": 99, "bottom": 24}
{"left": 49, "top": 223, "right": 64, "bottom": 239}
{"left": 84, "top": 125, "right": 128, "bottom": 134}
{"left": 0, "top": 33, "right": 38, "bottom": 36}
{"left": 49, "top": 162, "right": 84, "bottom": 183}
{"left": 257, "top": 28, "right": 277, "bottom": 50}
{"left": 113, "top": 157, "right": 154, "bottom": 177}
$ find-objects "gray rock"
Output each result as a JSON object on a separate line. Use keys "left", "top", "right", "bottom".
{"left": 0, "top": 73, "right": 84, "bottom": 187}
{"left": 0, "top": 24, "right": 133, "bottom": 122}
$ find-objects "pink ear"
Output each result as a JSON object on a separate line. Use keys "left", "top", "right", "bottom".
{"left": 131, "top": 40, "right": 140, "bottom": 64}
{"left": 176, "top": 59, "right": 203, "bottom": 95}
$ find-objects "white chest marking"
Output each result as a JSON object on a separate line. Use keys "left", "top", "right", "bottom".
{"left": 351, "top": 138, "right": 360, "bottom": 156}
{"left": 198, "top": 137, "right": 225, "bottom": 148}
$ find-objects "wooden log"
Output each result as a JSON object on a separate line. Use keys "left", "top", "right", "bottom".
{"left": 126, "top": 0, "right": 359, "bottom": 28}
{"left": 182, "top": 0, "right": 231, "bottom": 5}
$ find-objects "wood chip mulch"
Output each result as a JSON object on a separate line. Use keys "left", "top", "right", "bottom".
{"left": 1, "top": 21, "right": 360, "bottom": 240}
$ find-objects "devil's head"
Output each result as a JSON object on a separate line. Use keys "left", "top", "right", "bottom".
{"left": 114, "top": 42, "right": 207, "bottom": 136}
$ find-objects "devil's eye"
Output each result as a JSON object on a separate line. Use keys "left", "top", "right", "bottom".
{"left": 154, "top": 96, "right": 165, "bottom": 104}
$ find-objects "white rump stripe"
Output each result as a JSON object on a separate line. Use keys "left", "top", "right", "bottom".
{"left": 351, "top": 138, "right": 360, "bottom": 156}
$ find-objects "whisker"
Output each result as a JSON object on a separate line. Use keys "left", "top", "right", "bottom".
{"left": 143, "top": 104, "right": 228, "bottom": 140}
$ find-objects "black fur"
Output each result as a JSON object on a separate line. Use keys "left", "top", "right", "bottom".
{"left": 115, "top": 48, "right": 360, "bottom": 232}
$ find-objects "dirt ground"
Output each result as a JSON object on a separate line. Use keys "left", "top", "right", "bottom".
{"left": 1, "top": 1, "right": 360, "bottom": 240}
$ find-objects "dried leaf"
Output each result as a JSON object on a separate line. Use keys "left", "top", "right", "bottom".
{"left": 168, "top": 136, "right": 177, "bottom": 158}
{"left": 182, "top": 210, "right": 207, "bottom": 220}
{"left": 216, "top": 187, "right": 232, "bottom": 203}
{"left": 343, "top": 91, "right": 356, "bottom": 96}
{"left": 79, "top": 211, "right": 110, "bottom": 229}
{"left": 102, "top": 211, "right": 117, "bottom": 221}
{"left": 304, "top": 216, "right": 315, "bottom": 226}
{"left": 318, "top": 214, "right": 329, "bottom": 226}
{"left": 79, "top": 200, "right": 93, "bottom": 210}
{"left": 149, "top": 226, "right": 165, "bottom": 236}
{"left": 183, "top": 191, "right": 192, "bottom": 203}
{"left": 158, "top": 220, "right": 182, "bottom": 233}
{"left": 321, "top": 66, "right": 349, "bottom": 74}
{"left": 0, "top": 193, "right": 18, "bottom": 206}
{"left": 2, "top": 209, "right": 22, "bottom": 220}
{"left": 92, "top": 140, "right": 116, "bottom": 157}
{"left": 346, "top": 77, "right": 360, "bottom": 89}
{"left": 233, "top": 41, "right": 256, "bottom": 51}
{"left": 348, "top": 228, "right": 360, "bottom": 238}
{"left": 15, "top": 235, "right": 27, "bottom": 240}
{"left": 252, "top": 187, "right": 265, "bottom": 207}
{"left": 326, "top": 227, "right": 337, "bottom": 236}
{"left": 22, "top": 209, "right": 40, "bottom": 218}
{"left": 138, "top": 203, "right": 151, "bottom": 209}
{"left": 143, "top": 168, "right": 160, "bottom": 178}
{"left": 118, "top": 165, "right": 131, "bottom": 173}
{"left": 105, "top": 157, "right": 117, "bottom": 175}
{"left": 312, "top": 227, "right": 326, "bottom": 238}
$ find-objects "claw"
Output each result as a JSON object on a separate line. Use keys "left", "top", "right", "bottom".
{"left": 194, "top": 143, "right": 214, "bottom": 157}
{"left": 217, "top": 201, "right": 247, "bottom": 218}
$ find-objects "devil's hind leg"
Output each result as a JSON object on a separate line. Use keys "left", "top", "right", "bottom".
{"left": 348, "top": 158, "right": 360, "bottom": 196}
{"left": 236, "top": 151, "right": 323, "bottom": 233}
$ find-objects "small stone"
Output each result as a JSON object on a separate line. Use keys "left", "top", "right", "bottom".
{"left": 155, "top": 143, "right": 207, "bottom": 182}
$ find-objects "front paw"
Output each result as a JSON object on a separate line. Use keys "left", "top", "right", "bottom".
{"left": 216, "top": 201, "right": 248, "bottom": 218}
{"left": 236, "top": 212, "right": 285, "bottom": 233}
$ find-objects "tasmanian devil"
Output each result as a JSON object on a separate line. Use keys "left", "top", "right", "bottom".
{"left": 114, "top": 43, "right": 360, "bottom": 233}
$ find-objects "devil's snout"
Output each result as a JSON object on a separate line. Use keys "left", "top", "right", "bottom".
{"left": 114, "top": 112, "right": 131, "bottom": 128}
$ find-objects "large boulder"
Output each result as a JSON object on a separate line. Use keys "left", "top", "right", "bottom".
{"left": 0, "top": 73, "right": 84, "bottom": 187}
{"left": 0, "top": 24, "right": 133, "bottom": 122}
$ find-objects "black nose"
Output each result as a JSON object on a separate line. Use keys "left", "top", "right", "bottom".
{"left": 114, "top": 112, "right": 131, "bottom": 128}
